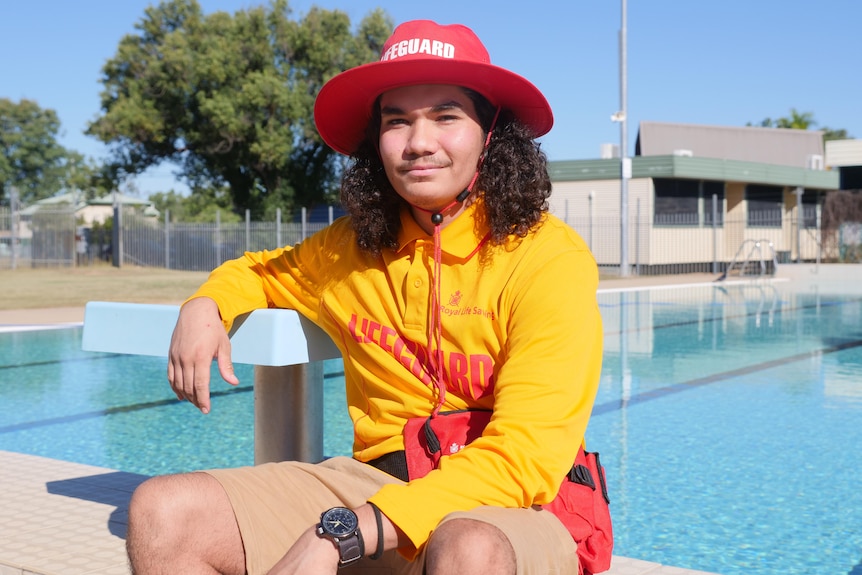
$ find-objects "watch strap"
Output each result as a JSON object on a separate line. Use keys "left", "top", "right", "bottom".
{"left": 334, "top": 529, "right": 364, "bottom": 567}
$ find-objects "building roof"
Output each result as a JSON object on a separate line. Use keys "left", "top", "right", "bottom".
{"left": 20, "top": 191, "right": 160, "bottom": 218}
{"left": 88, "top": 192, "right": 155, "bottom": 207}
{"left": 549, "top": 155, "right": 840, "bottom": 190}
{"left": 19, "top": 192, "right": 87, "bottom": 215}
{"left": 635, "top": 121, "right": 825, "bottom": 169}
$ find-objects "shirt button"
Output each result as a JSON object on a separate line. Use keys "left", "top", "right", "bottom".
{"left": 413, "top": 279, "right": 422, "bottom": 288}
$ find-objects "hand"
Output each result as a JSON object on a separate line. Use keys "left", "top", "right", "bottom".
{"left": 266, "top": 526, "right": 340, "bottom": 575}
{"left": 167, "top": 297, "right": 239, "bottom": 414}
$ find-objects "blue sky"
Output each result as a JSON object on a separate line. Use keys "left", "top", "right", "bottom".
{"left": 2, "top": 0, "right": 859, "bottom": 196}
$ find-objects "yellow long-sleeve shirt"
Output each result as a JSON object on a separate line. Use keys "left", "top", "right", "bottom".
{"left": 190, "top": 201, "right": 603, "bottom": 558}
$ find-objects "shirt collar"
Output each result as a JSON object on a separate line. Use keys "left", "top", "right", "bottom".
{"left": 396, "top": 200, "right": 490, "bottom": 258}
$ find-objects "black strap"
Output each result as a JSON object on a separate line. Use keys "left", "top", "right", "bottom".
{"left": 365, "top": 451, "right": 409, "bottom": 482}
{"left": 367, "top": 502, "right": 384, "bottom": 560}
{"left": 366, "top": 449, "right": 589, "bottom": 490}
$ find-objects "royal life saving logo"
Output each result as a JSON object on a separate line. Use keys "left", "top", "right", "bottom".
{"left": 441, "top": 291, "right": 496, "bottom": 320}
{"left": 381, "top": 38, "right": 456, "bottom": 61}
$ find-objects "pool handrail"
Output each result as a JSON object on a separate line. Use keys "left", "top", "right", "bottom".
{"left": 82, "top": 301, "right": 340, "bottom": 465}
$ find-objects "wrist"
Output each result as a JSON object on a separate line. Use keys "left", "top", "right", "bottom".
{"left": 316, "top": 507, "right": 364, "bottom": 568}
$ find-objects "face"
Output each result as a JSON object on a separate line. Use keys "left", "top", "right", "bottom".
{"left": 378, "top": 84, "right": 486, "bottom": 226}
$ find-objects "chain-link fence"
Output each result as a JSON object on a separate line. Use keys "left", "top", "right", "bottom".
{"left": 1, "top": 205, "right": 78, "bottom": 269}
{"left": 2, "top": 201, "right": 861, "bottom": 275}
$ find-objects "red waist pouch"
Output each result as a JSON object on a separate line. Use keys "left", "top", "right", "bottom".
{"left": 403, "top": 409, "right": 613, "bottom": 575}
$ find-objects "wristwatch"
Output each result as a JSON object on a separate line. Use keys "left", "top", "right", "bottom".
{"left": 316, "top": 507, "right": 364, "bottom": 568}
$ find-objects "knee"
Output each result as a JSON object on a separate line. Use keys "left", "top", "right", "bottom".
{"left": 426, "top": 518, "right": 515, "bottom": 574}
{"left": 128, "top": 473, "right": 207, "bottom": 539}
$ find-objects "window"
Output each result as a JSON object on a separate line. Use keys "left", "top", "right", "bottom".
{"left": 746, "top": 184, "right": 783, "bottom": 227}
{"left": 801, "top": 189, "right": 821, "bottom": 229}
{"left": 654, "top": 178, "right": 724, "bottom": 226}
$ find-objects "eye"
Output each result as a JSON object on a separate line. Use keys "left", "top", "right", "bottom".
{"left": 382, "top": 117, "right": 408, "bottom": 128}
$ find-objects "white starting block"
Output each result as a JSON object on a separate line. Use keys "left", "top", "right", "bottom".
{"left": 81, "top": 302, "right": 340, "bottom": 464}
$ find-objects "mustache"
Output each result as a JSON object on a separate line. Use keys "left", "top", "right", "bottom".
{"left": 396, "top": 159, "right": 450, "bottom": 171}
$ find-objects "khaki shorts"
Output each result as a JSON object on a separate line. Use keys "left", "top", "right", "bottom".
{"left": 205, "top": 456, "right": 579, "bottom": 575}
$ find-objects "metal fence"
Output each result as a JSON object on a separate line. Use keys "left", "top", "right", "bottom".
{"left": 118, "top": 208, "right": 331, "bottom": 271}
{"left": 0, "top": 205, "right": 79, "bottom": 269}
{"left": 2, "top": 203, "right": 860, "bottom": 275}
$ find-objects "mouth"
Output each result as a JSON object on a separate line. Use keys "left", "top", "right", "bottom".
{"left": 399, "top": 161, "right": 448, "bottom": 177}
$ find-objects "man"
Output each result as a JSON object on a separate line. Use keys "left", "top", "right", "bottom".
{"left": 127, "top": 20, "right": 604, "bottom": 575}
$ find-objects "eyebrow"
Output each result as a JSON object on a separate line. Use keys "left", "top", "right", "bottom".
{"left": 380, "top": 99, "right": 467, "bottom": 117}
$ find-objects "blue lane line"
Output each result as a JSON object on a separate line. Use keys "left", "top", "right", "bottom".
{"left": 603, "top": 296, "right": 862, "bottom": 336}
{"left": 0, "top": 353, "right": 123, "bottom": 371}
{"left": 592, "top": 338, "right": 862, "bottom": 415}
{"left": 0, "top": 370, "right": 345, "bottom": 434}
{"left": 0, "top": 385, "right": 254, "bottom": 434}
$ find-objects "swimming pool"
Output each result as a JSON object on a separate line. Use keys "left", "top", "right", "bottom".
{"left": 2, "top": 278, "right": 861, "bottom": 575}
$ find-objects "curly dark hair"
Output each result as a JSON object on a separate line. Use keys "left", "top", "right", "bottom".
{"left": 339, "top": 88, "right": 551, "bottom": 255}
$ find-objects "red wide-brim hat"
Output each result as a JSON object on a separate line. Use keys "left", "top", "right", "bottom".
{"left": 314, "top": 20, "right": 554, "bottom": 156}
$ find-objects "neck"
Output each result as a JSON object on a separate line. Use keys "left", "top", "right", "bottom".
{"left": 409, "top": 206, "right": 457, "bottom": 235}
{"left": 409, "top": 191, "right": 474, "bottom": 235}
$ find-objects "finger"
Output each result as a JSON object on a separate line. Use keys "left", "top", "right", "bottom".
{"left": 193, "top": 363, "right": 211, "bottom": 414}
{"left": 167, "top": 358, "right": 184, "bottom": 401}
{"left": 216, "top": 340, "right": 239, "bottom": 386}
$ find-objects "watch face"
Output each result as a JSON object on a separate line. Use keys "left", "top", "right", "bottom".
{"left": 321, "top": 507, "right": 358, "bottom": 537}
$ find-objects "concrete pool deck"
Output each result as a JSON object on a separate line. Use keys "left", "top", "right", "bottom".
{"left": 3, "top": 270, "right": 787, "bottom": 575}
{"left": 0, "top": 452, "right": 721, "bottom": 575}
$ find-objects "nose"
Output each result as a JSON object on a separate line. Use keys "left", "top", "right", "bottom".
{"left": 404, "top": 119, "right": 437, "bottom": 157}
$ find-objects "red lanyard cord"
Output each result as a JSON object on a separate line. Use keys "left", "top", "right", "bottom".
{"left": 417, "top": 106, "right": 501, "bottom": 416}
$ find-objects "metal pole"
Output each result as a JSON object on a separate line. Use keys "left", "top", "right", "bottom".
{"left": 619, "top": 0, "right": 630, "bottom": 277}
{"left": 276, "top": 207, "right": 282, "bottom": 247}
{"left": 712, "top": 193, "right": 718, "bottom": 274}
{"left": 216, "top": 210, "right": 222, "bottom": 266}
{"left": 245, "top": 209, "right": 251, "bottom": 251}
{"left": 112, "top": 190, "right": 123, "bottom": 268}
{"left": 165, "top": 209, "right": 170, "bottom": 270}
{"left": 815, "top": 201, "right": 821, "bottom": 272}
{"left": 794, "top": 187, "right": 803, "bottom": 263}
{"left": 635, "top": 196, "right": 640, "bottom": 275}
{"left": 10, "top": 187, "right": 19, "bottom": 270}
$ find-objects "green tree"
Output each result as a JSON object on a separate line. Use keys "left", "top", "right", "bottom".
{"left": 87, "top": 0, "right": 391, "bottom": 219}
{"left": 149, "top": 186, "right": 242, "bottom": 222}
{"left": 0, "top": 98, "right": 68, "bottom": 204}
{"left": 61, "top": 151, "right": 119, "bottom": 201}
{"left": 749, "top": 108, "right": 852, "bottom": 142}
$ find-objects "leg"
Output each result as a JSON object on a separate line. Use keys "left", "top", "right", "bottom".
{"left": 425, "top": 518, "right": 516, "bottom": 575}
{"left": 422, "top": 506, "right": 579, "bottom": 575}
{"left": 127, "top": 472, "right": 246, "bottom": 575}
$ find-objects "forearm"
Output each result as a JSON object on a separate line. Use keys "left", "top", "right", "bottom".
{"left": 265, "top": 503, "right": 408, "bottom": 574}
{"left": 354, "top": 502, "right": 409, "bottom": 558}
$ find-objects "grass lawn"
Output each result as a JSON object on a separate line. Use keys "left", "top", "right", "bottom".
{"left": 0, "top": 265, "right": 210, "bottom": 310}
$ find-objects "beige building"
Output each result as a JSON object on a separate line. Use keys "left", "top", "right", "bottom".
{"left": 548, "top": 122, "right": 840, "bottom": 274}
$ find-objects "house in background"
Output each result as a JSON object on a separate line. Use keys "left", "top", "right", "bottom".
{"left": 19, "top": 191, "right": 160, "bottom": 225}
{"left": 547, "top": 121, "right": 840, "bottom": 274}
{"left": 5, "top": 192, "right": 160, "bottom": 265}
{"left": 825, "top": 138, "right": 862, "bottom": 190}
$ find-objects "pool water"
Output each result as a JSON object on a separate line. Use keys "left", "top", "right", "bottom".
{"left": 1, "top": 279, "right": 861, "bottom": 575}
